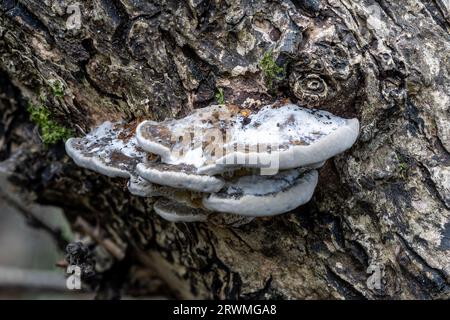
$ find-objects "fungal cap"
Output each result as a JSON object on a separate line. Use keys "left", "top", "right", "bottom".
{"left": 136, "top": 120, "right": 172, "bottom": 160}
{"left": 66, "top": 137, "right": 126, "bottom": 178}
{"left": 128, "top": 179, "right": 203, "bottom": 210}
{"left": 65, "top": 121, "right": 146, "bottom": 178}
{"left": 212, "top": 107, "right": 360, "bottom": 171}
{"left": 135, "top": 104, "right": 359, "bottom": 174}
{"left": 127, "top": 176, "right": 157, "bottom": 197}
{"left": 275, "top": 117, "right": 360, "bottom": 170}
{"left": 202, "top": 169, "right": 319, "bottom": 216}
{"left": 153, "top": 198, "right": 208, "bottom": 222}
{"left": 136, "top": 162, "right": 225, "bottom": 193}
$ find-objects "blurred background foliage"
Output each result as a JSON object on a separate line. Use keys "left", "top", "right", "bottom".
{"left": 0, "top": 174, "right": 93, "bottom": 299}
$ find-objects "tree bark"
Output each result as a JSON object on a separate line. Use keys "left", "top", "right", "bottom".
{"left": 1, "top": 0, "right": 449, "bottom": 299}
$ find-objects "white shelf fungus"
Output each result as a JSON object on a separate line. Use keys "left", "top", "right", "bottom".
{"left": 153, "top": 198, "right": 208, "bottom": 223}
{"left": 136, "top": 162, "right": 225, "bottom": 192}
{"left": 66, "top": 102, "right": 359, "bottom": 223}
{"left": 136, "top": 104, "right": 359, "bottom": 175}
{"left": 202, "top": 169, "right": 318, "bottom": 216}
{"left": 65, "top": 121, "right": 157, "bottom": 197}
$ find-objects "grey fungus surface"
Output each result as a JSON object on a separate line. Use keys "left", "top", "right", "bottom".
{"left": 127, "top": 176, "right": 157, "bottom": 197}
{"left": 136, "top": 104, "right": 359, "bottom": 174}
{"left": 153, "top": 198, "right": 208, "bottom": 223}
{"left": 202, "top": 170, "right": 319, "bottom": 216}
{"left": 65, "top": 121, "right": 147, "bottom": 178}
{"left": 65, "top": 102, "right": 360, "bottom": 222}
{"left": 136, "top": 162, "right": 225, "bottom": 193}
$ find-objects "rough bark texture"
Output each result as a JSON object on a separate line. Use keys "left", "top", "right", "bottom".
{"left": 1, "top": 0, "right": 449, "bottom": 299}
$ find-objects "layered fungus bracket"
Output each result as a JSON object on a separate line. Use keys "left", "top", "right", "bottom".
{"left": 66, "top": 102, "right": 359, "bottom": 222}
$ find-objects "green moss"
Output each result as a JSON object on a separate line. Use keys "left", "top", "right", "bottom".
{"left": 399, "top": 162, "right": 408, "bottom": 178}
{"left": 27, "top": 103, "right": 73, "bottom": 146}
{"left": 50, "top": 80, "right": 65, "bottom": 98}
{"left": 259, "top": 50, "right": 285, "bottom": 89}
{"left": 396, "top": 152, "right": 410, "bottom": 179}
{"left": 215, "top": 88, "right": 225, "bottom": 105}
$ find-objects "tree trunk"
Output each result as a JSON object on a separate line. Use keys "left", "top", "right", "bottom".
{"left": 1, "top": 0, "right": 449, "bottom": 299}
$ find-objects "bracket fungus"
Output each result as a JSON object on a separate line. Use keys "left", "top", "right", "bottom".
{"left": 136, "top": 162, "right": 225, "bottom": 193}
{"left": 136, "top": 104, "right": 359, "bottom": 175}
{"left": 66, "top": 102, "right": 359, "bottom": 223}
{"left": 202, "top": 169, "right": 319, "bottom": 216}
{"left": 153, "top": 198, "right": 208, "bottom": 223}
{"left": 65, "top": 121, "right": 156, "bottom": 197}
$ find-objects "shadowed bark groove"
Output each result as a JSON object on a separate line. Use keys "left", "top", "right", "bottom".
{"left": 0, "top": 0, "right": 449, "bottom": 299}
